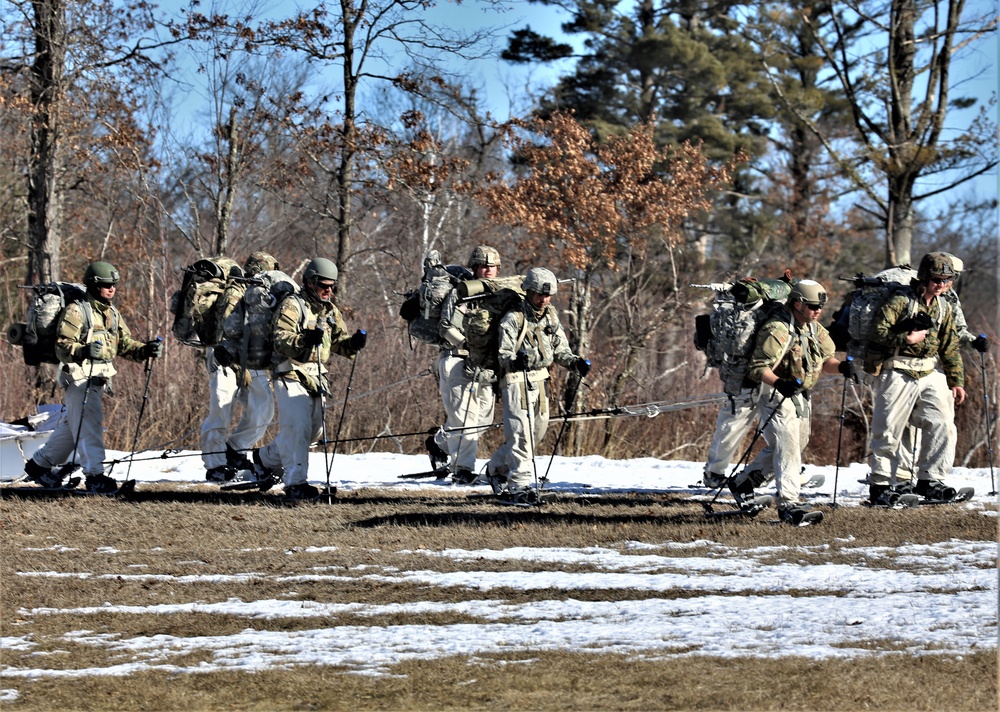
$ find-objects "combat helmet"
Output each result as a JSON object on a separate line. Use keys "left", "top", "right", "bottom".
{"left": 244, "top": 252, "right": 279, "bottom": 277}
{"left": 303, "top": 258, "right": 338, "bottom": 284}
{"left": 789, "top": 279, "right": 827, "bottom": 307}
{"left": 917, "top": 252, "right": 957, "bottom": 281}
{"left": 522, "top": 268, "right": 558, "bottom": 295}
{"left": 83, "top": 261, "right": 120, "bottom": 287}
{"left": 468, "top": 246, "right": 501, "bottom": 269}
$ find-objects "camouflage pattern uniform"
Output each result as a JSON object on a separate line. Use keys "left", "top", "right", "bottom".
{"left": 256, "top": 288, "right": 360, "bottom": 489}
{"left": 30, "top": 293, "right": 148, "bottom": 481}
{"left": 731, "top": 307, "right": 836, "bottom": 508}
{"left": 869, "top": 282, "right": 964, "bottom": 488}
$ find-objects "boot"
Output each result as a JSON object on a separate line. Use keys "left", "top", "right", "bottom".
{"left": 24, "top": 458, "right": 65, "bottom": 488}
{"left": 84, "top": 473, "right": 118, "bottom": 494}
{"left": 915, "top": 480, "right": 956, "bottom": 502}
{"left": 703, "top": 471, "right": 727, "bottom": 488}
{"left": 728, "top": 474, "right": 757, "bottom": 508}
{"left": 284, "top": 482, "right": 319, "bottom": 500}
{"left": 205, "top": 465, "right": 236, "bottom": 484}
{"left": 868, "top": 484, "right": 897, "bottom": 507}
{"left": 225, "top": 443, "right": 254, "bottom": 472}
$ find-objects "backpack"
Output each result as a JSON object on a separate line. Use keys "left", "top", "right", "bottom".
{"left": 457, "top": 276, "right": 526, "bottom": 374}
{"left": 219, "top": 270, "right": 299, "bottom": 369}
{"left": 398, "top": 250, "right": 473, "bottom": 346}
{"left": 170, "top": 257, "right": 245, "bottom": 347}
{"left": 693, "top": 277, "right": 792, "bottom": 396}
{"left": 830, "top": 265, "right": 918, "bottom": 376}
{"left": 7, "top": 282, "right": 91, "bottom": 366}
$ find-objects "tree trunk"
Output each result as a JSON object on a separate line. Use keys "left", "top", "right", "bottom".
{"left": 26, "top": 0, "right": 67, "bottom": 285}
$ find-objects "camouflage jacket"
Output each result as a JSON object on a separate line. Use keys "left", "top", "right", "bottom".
{"left": 271, "top": 291, "right": 358, "bottom": 395}
{"left": 871, "top": 285, "right": 963, "bottom": 387}
{"left": 497, "top": 302, "right": 577, "bottom": 384}
{"left": 748, "top": 307, "right": 835, "bottom": 391}
{"left": 56, "top": 297, "right": 146, "bottom": 383}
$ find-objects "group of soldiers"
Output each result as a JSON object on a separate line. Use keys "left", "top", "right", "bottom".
{"left": 21, "top": 246, "right": 588, "bottom": 503}
{"left": 702, "top": 252, "right": 987, "bottom": 524}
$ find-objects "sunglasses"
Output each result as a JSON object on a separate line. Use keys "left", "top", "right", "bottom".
{"left": 315, "top": 280, "right": 336, "bottom": 290}
{"left": 802, "top": 302, "right": 824, "bottom": 310}
{"left": 929, "top": 277, "right": 952, "bottom": 285}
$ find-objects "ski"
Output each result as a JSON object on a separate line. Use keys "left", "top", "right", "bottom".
{"left": 221, "top": 470, "right": 276, "bottom": 492}
{"left": 1, "top": 479, "right": 135, "bottom": 497}
{"left": 778, "top": 508, "right": 823, "bottom": 526}
{"left": 704, "top": 494, "right": 774, "bottom": 519}
{"left": 802, "top": 474, "right": 825, "bottom": 489}
{"left": 918, "top": 486, "right": 974, "bottom": 505}
{"left": 862, "top": 493, "right": 921, "bottom": 509}
{"left": 466, "top": 491, "right": 556, "bottom": 507}
{"left": 398, "top": 467, "right": 450, "bottom": 480}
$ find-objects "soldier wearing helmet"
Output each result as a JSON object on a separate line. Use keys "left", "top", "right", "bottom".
{"left": 199, "top": 252, "right": 282, "bottom": 485}
{"left": 866, "top": 253, "right": 967, "bottom": 505}
{"left": 250, "top": 257, "right": 367, "bottom": 500}
{"left": 727, "top": 279, "right": 846, "bottom": 525}
{"left": 24, "top": 261, "right": 163, "bottom": 493}
{"left": 485, "top": 267, "right": 590, "bottom": 503}
{"left": 429, "top": 246, "right": 506, "bottom": 484}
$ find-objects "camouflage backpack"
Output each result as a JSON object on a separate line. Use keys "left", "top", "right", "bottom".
{"left": 6, "top": 282, "right": 91, "bottom": 366}
{"left": 218, "top": 270, "right": 299, "bottom": 369}
{"left": 457, "top": 276, "right": 526, "bottom": 375}
{"left": 170, "top": 257, "right": 245, "bottom": 347}
{"left": 398, "top": 250, "right": 472, "bottom": 346}
{"left": 694, "top": 277, "right": 793, "bottom": 396}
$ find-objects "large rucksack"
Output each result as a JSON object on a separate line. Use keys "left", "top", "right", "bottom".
{"left": 7, "top": 282, "right": 91, "bottom": 366}
{"left": 170, "top": 257, "right": 245, "bottom": 347}
{"left": 398, "top": 250, "right": 473, "bottom": 346}
{"left": 218, "top": 270, "right": 299, "bottom": 369}
{"left": 830, "top": 265, "right": 919, "bottom": 376}
{"left": 456, "top": 276, "right": 526, "bottom": 374}
{"left": 693, "top": 277, "right": 793, "bottom": 396}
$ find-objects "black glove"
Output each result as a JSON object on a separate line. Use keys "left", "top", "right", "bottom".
{"left": 302, "top": 328, "right": 325, "bottom": 347}
{"left": 575, "top": 357, "right": 591, "bottom": 377}
{"left": 838, "top": 358, "right": 855, "bottom": 380}
{"left": 774, "top": 379, "right": 801, "bottom": 398}
{"left": 511, "top": 351, "right": 529, "bottom": 371}
{"left": 85, "top": 341, "right": 103, "bottom": 361}
{"left": 213, "top": 345, "right": 234, "bottom": 368}
{"left": 143, "top": 339, "right": 163, "bottom": 360}
{"left": 350, "top": 329, "right": 367, "bottom": 350}
{"left": 972, "top": 334, "right": 989, "bottom": 353}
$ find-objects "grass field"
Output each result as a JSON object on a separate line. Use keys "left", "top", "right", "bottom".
{"left": 1, "top": 471, "right": 996, "bottom": 711}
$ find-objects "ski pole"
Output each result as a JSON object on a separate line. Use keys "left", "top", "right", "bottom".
{"left": 542, "top": 368, "right": 586, "bottom": 487}
{"left": 702, "top": 382, "right": 798, "bottom": 512}
{"left": 67, "top": 348, "right": 99, "bottom": 478}
{"left": 124, "top": 337, "right": 161, "bottom": 485}
{"left": 326, "top": 333, "right": 363, "bottom": 504}
{"left": 979, "top": 344, "right": 997, "bottom": 495}
{"left": 519, "top": 351, "right": 541, "bottom": 500}
{"left": 316, "top": 333, "right": 331, "bottom": 497}
{"left": 832, "top": 358, "right": 852, "bottom": 508}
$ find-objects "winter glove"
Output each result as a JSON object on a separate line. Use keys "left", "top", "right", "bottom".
{"left": 84, "top": 341, "right": 104, "bottom": 361}
{"left": 302, "top": 328, "right": 325, "bottom": 347}
{"left": 511, "top": 351, "right": 529, "bottom": 372}
{"left": 350, "top": 329, "right": 367, "bottom": 350}
{"left": 575, "top": 358, "right": 591, "bottom": 377}
{"left": 143, "top": 339, "right": 163, "bottom": 360}
{"left": 838, "top": 358, "right": 856, "bottom": 380}
{"left": 774, "top": 379, "right": 801, "bottom": 399}
{"left": 972, "top": 334, "right": 989, "bottom": 353}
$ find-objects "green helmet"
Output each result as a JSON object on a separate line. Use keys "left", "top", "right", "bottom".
{"left": 468, "top": 246, "right": 501, "bottom": 268}
{"left": 83, "top": 261, "right": 120, "bottom": 286}
{"left": 303, "top": 258, "right": 338, "bottom": 284}
{"left": 243, "top": 251, "right": 279, "bottom": 277}
{"left": 789, "top": 279, "right": 827, "bottom": 306}
{"left": 918, "top": 252, "right": 957, "bottom": 281}
{"left": 523, "top": 268, "right": 558, "bottom": 295}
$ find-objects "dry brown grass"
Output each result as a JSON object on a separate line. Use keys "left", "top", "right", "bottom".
{"left": 1, "top": 486, "right": 996, "bottom": 711}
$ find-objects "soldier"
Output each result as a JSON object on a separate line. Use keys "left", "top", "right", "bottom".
{"left": 728, "top": 280, "right": 846, "bottom": 525}
{"left": 201, "top": 252, "right": 280, "bottom": 482}
{"left": 24, "top": 261, "right": 163, "bottom": 493}
{"left": 433, "top": 245, "right": 504, "bottom": 484}
{"left": 486, "top": 268, "right": 589, "bottom": 503}
{"left": 867, "top": 253, "right": 966, "bottom": 504}
{"left": 252, "top": 258, "right": 367, "bottom": 499}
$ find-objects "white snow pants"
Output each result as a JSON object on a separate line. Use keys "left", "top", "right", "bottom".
{"left": 705, "top": 388, "right": 758, "bottom": 477}
{"left": 434, "top": 351, "right": 495, "bottom": 473}
{"left": 489, "top": 375, "right": 549, "bottom": 488}
{"left": 200, "top": 348, "right": 274, "bottom": 470}
{"left": 744, "top": 386, "right": 810, "bottom": 507}
{"left": 869, "top": 369, "right": 956, "bottom": 486}
{"left": 33, "top": 373, "right": 107, "bottom": 477}
{"left": 258, "top": 377, "right": 323, "bottom": 487}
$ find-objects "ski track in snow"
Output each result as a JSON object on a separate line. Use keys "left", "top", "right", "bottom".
{"left": 1, "top": 450, "right": 997, "bottom": 687}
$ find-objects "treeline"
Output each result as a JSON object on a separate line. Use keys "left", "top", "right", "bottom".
{"left": 0, "top": 0, "right": 996, "bottom": 468}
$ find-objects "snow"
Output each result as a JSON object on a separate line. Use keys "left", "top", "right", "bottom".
{"left": 1, "top": 430, "right": 997, "bottom": 688}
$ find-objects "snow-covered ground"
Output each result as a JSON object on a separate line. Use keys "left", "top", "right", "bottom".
{"left": 1, "top": 420, "right": 997, "bottom": 693}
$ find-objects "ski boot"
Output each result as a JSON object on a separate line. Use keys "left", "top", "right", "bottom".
{"left": 778, "top": 503, "right": 823, "bottom": 526}
{"left": 84, "top": 473, "right": 118, "bottom": 494}
{"left": 915, "top": 480, "right": 957, "bottom": 502}
{"left": 24, "top": 459, "right": 68, "bottom": 488}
